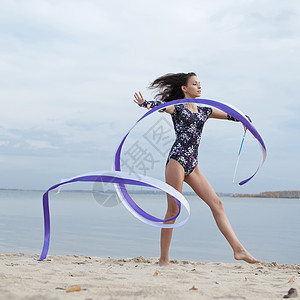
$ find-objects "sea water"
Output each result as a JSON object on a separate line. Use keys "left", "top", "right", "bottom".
{"left": 0, "top": 189, "right": 299, "bottom": 264}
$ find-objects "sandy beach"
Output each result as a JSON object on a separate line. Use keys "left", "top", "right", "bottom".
{"left": 0, "top": 253, "right": 299, "bottom": 299}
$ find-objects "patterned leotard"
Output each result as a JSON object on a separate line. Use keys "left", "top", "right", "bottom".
{"left": 138, "top": 100, "right": 212, "bottom": 176}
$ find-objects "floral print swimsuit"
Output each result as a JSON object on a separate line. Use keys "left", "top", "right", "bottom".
{"left": 139, "top": 100, "right": 212, "bottom": 176}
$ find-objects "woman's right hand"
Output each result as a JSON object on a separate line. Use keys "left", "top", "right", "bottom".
{"left": 134, "top": 92, "right": 150, "bottom": 109}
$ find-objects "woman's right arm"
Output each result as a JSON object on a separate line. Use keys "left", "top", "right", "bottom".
{"left": 133, "top": 92, "right": 175, "bottom": 114}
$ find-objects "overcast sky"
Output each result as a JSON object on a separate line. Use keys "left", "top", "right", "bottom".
{"left": 0, "top": 0, "right": 299, "bottom": 194}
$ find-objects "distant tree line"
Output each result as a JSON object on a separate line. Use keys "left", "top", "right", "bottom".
{"left": 232, "top": 191, "right": 300, "bottom": 198}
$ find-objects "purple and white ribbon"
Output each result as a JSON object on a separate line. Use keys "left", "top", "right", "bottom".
{"left": 39, "top": 98, "right": 266, "bottom": 260}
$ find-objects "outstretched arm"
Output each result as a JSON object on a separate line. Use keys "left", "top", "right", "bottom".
{"left": 209, "top": 108, "right": 251, "bottom": 131}
{"left": 209, "top": 108, "right": 228, "bottom": 120}
{"left": 133, "top": 92, "right": 175, "bottom": 114}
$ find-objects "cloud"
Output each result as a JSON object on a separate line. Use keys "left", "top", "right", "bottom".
{"left": 25, "top": 139, "right": 59, "bottom": 150}
{"left": 0, "top": 0, "right": 299, "bottom": 192}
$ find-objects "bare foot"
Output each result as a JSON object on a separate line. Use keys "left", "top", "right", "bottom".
{"left": 234, "top": 249, "right": 261, "bottom": 264}
{"left": 158, "top": 258, "right": 169, "bottom": 266}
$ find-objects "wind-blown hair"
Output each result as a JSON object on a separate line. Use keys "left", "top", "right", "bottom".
{"left": 149, "top": 72, "right": 196, "bottom": 102}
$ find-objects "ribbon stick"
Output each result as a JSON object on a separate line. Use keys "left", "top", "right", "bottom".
{"left": 39, "top": 97, "right": 266, "bottom": 260}
{"left": 232, "top": 130, "right": 247, "bottom": 183}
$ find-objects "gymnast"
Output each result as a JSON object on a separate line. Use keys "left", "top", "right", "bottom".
{"left": 134, "top": 72, "right": 261, "bottom": 266}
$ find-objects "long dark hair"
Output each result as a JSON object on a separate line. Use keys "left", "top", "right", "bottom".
{"left": 149, "top": 72, "right": 196, "bottom": 102}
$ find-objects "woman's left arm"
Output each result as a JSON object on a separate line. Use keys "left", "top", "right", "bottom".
{"left": 209, "top": 108, "right": 251, "bottom": 131}
{"left": 209, "top": 109, "right": 228, "bottom": 120}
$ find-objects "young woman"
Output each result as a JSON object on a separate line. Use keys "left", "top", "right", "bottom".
{"left": 133, "top": 72, "right": 260, "bottom": 266}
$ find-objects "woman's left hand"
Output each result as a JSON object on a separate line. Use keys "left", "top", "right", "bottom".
{"left": 244, "top": 115, "right": 252, "bottom": 131}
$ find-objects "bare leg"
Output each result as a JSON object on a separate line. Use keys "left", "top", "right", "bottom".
{"left": 159, "top": 159, "right": 185, "bottom": 266}
{"left": 184, "top": 166, "right": 261, "bottom": 263}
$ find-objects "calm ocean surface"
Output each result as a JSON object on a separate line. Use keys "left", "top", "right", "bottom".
{"left": 0, "top": 189, "right": 299, "bottom": 264}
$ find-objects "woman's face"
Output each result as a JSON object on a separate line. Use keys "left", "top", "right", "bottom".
{"left": 182, "top": 75, "right": 201, "bottom": 98}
